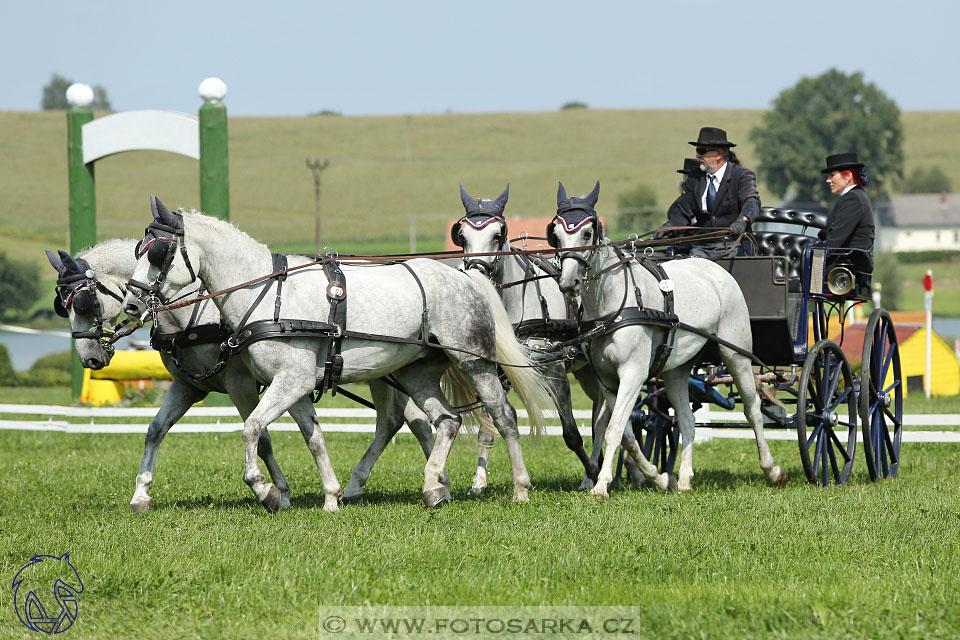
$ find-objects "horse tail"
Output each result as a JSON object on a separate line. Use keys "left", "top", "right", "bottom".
{"left": 463, "top": 269, "right": 554, "bottom": 437}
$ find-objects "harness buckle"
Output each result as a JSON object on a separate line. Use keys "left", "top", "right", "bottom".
{"left": 225, "top": 336, "right": 240, "bottom": 350}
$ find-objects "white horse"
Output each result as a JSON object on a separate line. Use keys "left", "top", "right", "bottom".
{"left": 123, "top": 197, "right": 551, "bottom": 510}
{"left": 47, "top": 241, "right": 439, "bottom": 511}
{"left": 451, "top": 184, "right": 645, "bottom": 492}
{"left": 548, "top": 182, "right": 787, "bottom": 496}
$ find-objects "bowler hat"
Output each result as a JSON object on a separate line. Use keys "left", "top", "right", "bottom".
{"left": 688, "top": 126, "right": 736, "bottom": 148}
{"left": 677, "top": 158, "right": 702, "bottom": 175}
{"left": 821, "top": 152, "right": 864, "bottom": 174}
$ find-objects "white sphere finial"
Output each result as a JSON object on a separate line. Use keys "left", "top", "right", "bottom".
{"left": 66, "top": 83, "right": 94, "bottom": 109}
{"left": 199, "top": 77, "right": 227, "bottom": 103}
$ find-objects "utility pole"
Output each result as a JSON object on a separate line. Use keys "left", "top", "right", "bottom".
{"left": 306, "top": 158, "right": 330, "bottom": 253}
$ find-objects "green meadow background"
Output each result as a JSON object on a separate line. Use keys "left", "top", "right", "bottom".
{"left": 3, "top": 108, "right": 959, "bottom": 264}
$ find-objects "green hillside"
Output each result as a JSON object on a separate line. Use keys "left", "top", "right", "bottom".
{"left": 2, "top": 108, "right": 959, "bottom": 268}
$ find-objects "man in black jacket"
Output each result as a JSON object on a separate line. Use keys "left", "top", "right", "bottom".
{"left": 663, "top": 127, "right": 760, "bottom": 256}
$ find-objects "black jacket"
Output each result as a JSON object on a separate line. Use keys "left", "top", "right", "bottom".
{"left": 666, "top": 163, "right": 761, "bottom": 228}
{"left": 820, "top": 186, "right": 875, "bottom": 252}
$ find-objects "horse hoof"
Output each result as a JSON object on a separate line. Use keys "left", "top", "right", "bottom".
{"left": 423, "top": 486, "right": 451, "bottom": 508}
{"left": 130, "top": 497, "right": 153, "bottom": 512}
{"left": 772, "top": 467, "right": 788, "bottom": 487}
{"left": 663, "top": 475, "right": 678, "bottom": 493}
{"left": 590, "top": 489, "right": 610, "bottom": 500}
{"left": 467, "top": 486, "right": 485, "bottom": 497}
{"left": 262, "top": 485, "right": 282, "bottom": 513}
{"left": 341, "top": 492, "right": 367, "bottom": 505}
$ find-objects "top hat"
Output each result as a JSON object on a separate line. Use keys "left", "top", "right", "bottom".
{"left": 678, "top": 158, "right": 702, "bottom": 175}
{"left": 688, "top": 126, "right": 736, "bottom": 148}
{"left": 821, "top": 152, "right": 864, "bottom": 174}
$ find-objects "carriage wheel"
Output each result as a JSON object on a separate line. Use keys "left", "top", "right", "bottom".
{"left": 796, "top": 340, "right": 857, "bottom": 486}
{"left": 860, "top": 309, "right": 903, "bottom": 480}
{"left": 630, "top": 392, "right": 679, "bottom": 476}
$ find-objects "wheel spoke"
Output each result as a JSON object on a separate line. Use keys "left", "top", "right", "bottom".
{"left": 829, "top": 427, "right": 851, "bottom": 463}
{"left": 806, "top": 422, "right": 824, "bottom": 449}
{"left": 827, "top": 439, "right": 840, "bottom": 484}
{"left": 824, "top": 362, "right": 842, "bottom": 406}
{"left": 882, "top": 406, "right": 902, "bottom": 428}
{"left": 819, "top": 435, "right": 829, "bottom": 486}
{"left": 883, "top": 425, "right": 899, "bottom": 463}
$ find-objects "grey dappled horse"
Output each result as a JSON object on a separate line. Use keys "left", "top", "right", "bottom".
{"left": 549, "top": 181, "right": 787, "bottom": 496}
{"left": 47, "top": 241, "right": 439, "bottom": 512}
{"left": 451, "top": 184, "right": 645, "bottom": 491}
{"left": 123, "top": 198, "right": 551, "bottom": 510}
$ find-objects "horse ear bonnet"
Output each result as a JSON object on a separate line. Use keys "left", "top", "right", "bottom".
{"left": 452, "top": 183, "right": 509, "bottom": 247}
{"left": 551, "top": 180, "right": 601, "bottom": 247}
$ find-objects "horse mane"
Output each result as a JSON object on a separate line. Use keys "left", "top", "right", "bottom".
{"left": 77, "top": 238, "right": 139, "bottom": 276}
{"left": 181, "top": 210, "right": 266, "bottom": 255}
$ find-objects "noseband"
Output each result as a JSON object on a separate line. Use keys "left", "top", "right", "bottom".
{"left": 460, "top": 219, "right": 507, "bottom": 277}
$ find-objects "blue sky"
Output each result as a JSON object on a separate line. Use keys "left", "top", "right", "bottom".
{"left": 4, "top": 0, "right": 957, "bottom": 116}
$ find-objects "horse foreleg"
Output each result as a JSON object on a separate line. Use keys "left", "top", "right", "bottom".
{"left": 226, "top": 372, "right": 291, "bottom": 509}
{"left": 593, "top": 368, "right": 673, "bottom": 498}
{"left": 288, "top": 396, "right": 342, "bottom": 512}
{"left": 242, "top": 377, "right": 319, "bottom": 512}
{"left": 663, "top": 368, "right": 697, "bottom": 491}
{"left": 131, "top": 381, "right": 206, "bottom": 512}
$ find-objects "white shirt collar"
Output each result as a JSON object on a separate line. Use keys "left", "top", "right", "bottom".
{"left": 841, "top": 184, "right": 856, "bottom": 196}
{"left": 710, "top": 161, "right": 728, "bottom": 185}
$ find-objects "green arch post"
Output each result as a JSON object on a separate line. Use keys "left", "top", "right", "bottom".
{"left": 67, "top": 106, "right": 96, "bottom": 399}
{"left": 199, "top": 101, "right": 230, "bottom": 221}
{"left": 65, "top": 81, "right": 230, "bottom": 400}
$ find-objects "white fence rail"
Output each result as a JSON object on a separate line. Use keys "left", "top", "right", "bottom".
{"left": 1, "top": 404, "right": 959, "bottom": 442}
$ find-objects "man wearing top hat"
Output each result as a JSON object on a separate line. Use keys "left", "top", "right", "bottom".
{"left": 661, "top": 127, "right": 760, "bottom": 256}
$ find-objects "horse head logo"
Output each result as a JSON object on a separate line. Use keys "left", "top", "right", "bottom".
{"left": 12, "top": 553, "right": 84, "bottom": 634}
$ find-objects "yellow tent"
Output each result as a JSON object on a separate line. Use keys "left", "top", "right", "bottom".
{"left": 898, "top": 327, "right": 960, "bottom": 397}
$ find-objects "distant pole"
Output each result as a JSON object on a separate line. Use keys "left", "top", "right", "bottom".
{"left": 924, "top": 270, "right": 933, "bottom": 399}
{"left": 409, "top": 215, "right": 416, "bottom": 253}
{"left": 307, "top": 159, "right": 330, "bottom": 252}
{"left": 66, "top": 84, "right": 96, "bottom": 401}
{"left": 199, "top": 78, "right": 230, "bottom": 221}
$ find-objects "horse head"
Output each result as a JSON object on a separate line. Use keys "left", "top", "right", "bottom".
{"left": 548, "top": 181, "right": 602, "bottom": 296}
{"left": 123, "top": 195, "right": 199, "bottom": 320}
{"left": 451, "top": 184, "right": 510, "bottom": 277}
{"left": 45, "top": 248, "right": 125, "bottom": 369}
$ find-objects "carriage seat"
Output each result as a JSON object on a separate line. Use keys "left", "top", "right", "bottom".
{"left": 751, "top": 207, "right": 828, "bottom": 292}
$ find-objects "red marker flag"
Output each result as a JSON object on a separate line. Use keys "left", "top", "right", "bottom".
{"left": 924, "top": 270, "right": 933, "bottom": 291}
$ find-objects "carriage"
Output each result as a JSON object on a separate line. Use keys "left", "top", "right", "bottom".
{"left": 631, "top": 206, "right": 903, "bottom": 487}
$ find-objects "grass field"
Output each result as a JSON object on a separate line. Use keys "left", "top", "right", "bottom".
{"left": 0, "top": 429, "right": 957, "bottom": 639}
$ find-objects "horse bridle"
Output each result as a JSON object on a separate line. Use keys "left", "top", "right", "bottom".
{"left": 54, "top": 259, "right": 127, "bottom": 350}
{"left": 454, "top": 216, "right": 508, "bottom": 277}
{"left": 550, "top": 205, "right": 604, "bottom": 272}
{"left": 127, "top": 219, "right": 198, "bottom": 308}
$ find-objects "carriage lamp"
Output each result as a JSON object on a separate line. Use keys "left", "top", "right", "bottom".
{"left": 826, "top": 264, "right": 855, "bottom": 296}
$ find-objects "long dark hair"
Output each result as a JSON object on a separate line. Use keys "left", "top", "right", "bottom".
{"left": 724, "top": 149, "right": 741, "bottom": 165}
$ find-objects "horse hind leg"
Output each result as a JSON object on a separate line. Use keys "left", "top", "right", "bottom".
{"left": 342, "top": 380, "right": 408, "bottom": 504}
{"left": 469, "top": 430, "right": 495, "bottom": 496}
{"left": 392, "top": 364, "right": 464, "bottom": 508}
{"left": 454, "top": 358, "right": 531, "bottom": 502}
{"left": 722, "top": 348, "right": 787, "bottom": 486}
